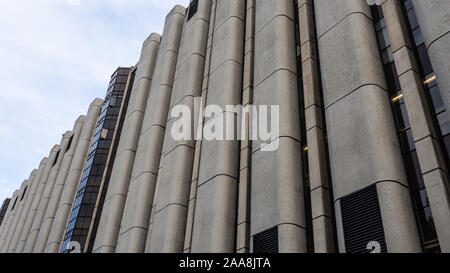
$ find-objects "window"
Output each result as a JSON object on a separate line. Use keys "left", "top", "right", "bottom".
{"left": 187, "top": 0, "right": 198, "bottom": 21}
{"left": 53, "top": 150, "right": 61, "bottom": 167}
{"left": 20, "top": 186, "right": 28, "bottom": 201}
{"left": 66, "top": 135, "right": 74, "bottom": 152}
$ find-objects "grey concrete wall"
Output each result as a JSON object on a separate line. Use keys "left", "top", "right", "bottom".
{"left": 8, "top": 159, "right": 48, "bottom": 253}
{"left": 17, "top": 145, "right": 61, "bottom": 253}
{"left": 7, "top": 171, "right": 37, "bottom": 253}
{"left": 412, "top": 0, "right": 450, "bottom": 123}
{"left": 250, "top": 0, "right": 307, "bottom": 253}
{"left": 92, "top": 34, "right": 161, "bottom": 253}
{"left": 33, "top": 116, "right": 86, "bottom": 253}
{"left": 0, "top": 179, "right": 30, "bottom": 252}
{"left": 383, "top": 0, "right": 450, "bottom": 253}
{"left": 115, "top": 6, "right": 186, "bottom": 253}
{"left": 0, "top": 190, "right": 19, "bottom": 252}
{"left": 297, "top": 0, "right": 335, "bottom": 253}
{"left": 146, "top": 0, "right": 212, "bottom": 253}
{"left": 45, "top": 99, "right": 103, "bottom": 253}
{"left": 191, "top": 0, "right": 245, "bottom": 253}
{"left": 314, "top": 0, "right": 421, "bottom": 253}
{"left": 24, "top": 131, "right": 73, "bottom": 252}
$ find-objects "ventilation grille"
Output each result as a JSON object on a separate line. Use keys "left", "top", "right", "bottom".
{"left": 341, "top": 185, "right": 387, "bottom": 253}
{"left": 253, "top": 226, "right": 279, "bottom": 253}
{"left": 187, "top": 0, "right": 198, "bottom": 21}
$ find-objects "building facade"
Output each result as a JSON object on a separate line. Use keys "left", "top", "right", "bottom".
{"left": 0, "top": 0, "right": 449, "bottom": 253}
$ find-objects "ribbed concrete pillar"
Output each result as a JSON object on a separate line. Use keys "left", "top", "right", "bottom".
{"left": 183, "top": 0, "right": 218, "bottom": 253}
{"left": 92, "top": 34, "right": 161, "bottom": 253}
{"left": 146, "top": 0, "right": 212, "bottom": 253}
{"left": 297, "top": 0, "right": 335, "bottom": 253}
{"left": 382, "top": 0, "right": 450, "bottom": 253}
{"left": 315, "top": 0, "right": 421, "bottom": 253}
{"left": 411, "top": 0, "right": 450, "bottom": 121}
{"left": 191, "top": 0, "right": 245, "bottom": 253}
{"left": 7, "top": 171, "right": 37, "bottom": 253}
{"left": 115, "top": 6, "right": 185, "bottom": 253}
{"left": 250, "top": 0, "right": 307, "bottom": 253}
{"left": 9, "top": 159, "right": 48, "bottom": 253}
{"left": 24, "top": 131, "right": 73, "bottom": 252}
{"left": 33, "top": 116, "right": 86, "bottom": 253}
{"left": 17, "top": 145, "right": 61, "bottom": 253}
{"left": 0, "top": 180, "right": 30, "bottom": 252}
{"left": 235, "top": 0, "right": 254, "bottom": 254}
{"left": 0, "top": 190, "right": 19, "bottom": 252}
{"left": 44, "top": 99, "right": 103, "bottom": 253}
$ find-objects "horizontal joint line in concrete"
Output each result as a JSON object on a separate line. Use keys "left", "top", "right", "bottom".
{"left": 140, "top": 124, "right": 166, "bottom": 137}
{"left": 164, "top": 143, "right": 194, "bottom": 158}
{"left": 154, "top": 203, "right": 188, "bottom": 215}
{"left": 252, "top": 136, "right": 302, "bottom": 154}
{"left": 104, "top": 193, "right": 127, "bottom": 204}
{"left": 254, "top": 68, "right": 297, "bottom": 88}
{"left": 414, "top": 134, "right": 438, "bottom": 145}
{"left": 312, "top": 214, "right": 333, "bottom": 221}
{"left": 325, "top": 83, "right": 388, "bottom": 110}
{"left": 175, "top": 52, "right": 206, "bottom": 72}
{"left": 255, "top": 14, "right": 295, "bottom": 36}
{"left": 334, "top": 180, "right": 408, "bottom": 203}
{"left": 422, "top": 167, "right": 448, "bottom": 177}
{"left": 310, "top": 185, "right": 330, "bottom": 192}
{"left": 392, "top": 44, "right": 413, "bottom": 56}
{"left": 209, "top": 59, "right": 243, "bottom": 77}
{"left": 306, "top": 125, "right": 324, "bottom": 133}
{"left": 214, "top": 16, "right": 245, "bottom": 33}
{"left": 197, "top": 174, "right": 238, "bottom": 189}
{"left": 301, "top": 55, "right": 318, "bottom": 65}
{"left": 397, "top": 67, "right": 420, "bottom": 79}
{"left": 131, "top": 171, "right": 159, "bottom": 182}
{"left": 119, "top": 226, "right": 148, "bottom": 237}
{"left": 318, "top": 12, "right": 373, "bottom": 40}
{"left": 427, "top": 30, "right": 450, "bottom": 52}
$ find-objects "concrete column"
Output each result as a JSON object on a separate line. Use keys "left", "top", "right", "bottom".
{"left": 297, "top": 0, "right": 335, "bottom": 253}
{"left": 115, "top": 6, "right": 185, "bottom": 253}
{"left": 235, "top": 0, "right": 254, "bottom": 254}
{"left": 183, "top": 0, "right": 218, "bottom": 253}
{"left": 314, "top": 0, "right": 421, "bottom": 253}
{"left": 0, "top": 180, "right": 30, "bottom": 252}
{"left": 7, "top": 170, "right": 38, "bottom": 253}
{"left": 411, "top": 0, "right": 450, "bottom": 121}
{"left": 250, "top": 0, "right": 307, "bottom": 253}
{"left": 190, "top": 0, "right": 245, "bottom": 253}
{"left": 0, "top": 190, "right": 19, "bottom": 252}
{"left": 92, "top": 34, "right": 161, "bottom": 253}
{"left": 24, "top": 131, "right": 73, "bottom": 252}
{"left": 33, "top": 116, "right": 86, "bottom": 253}
{"left": 17, "top": 145, "right": 61, "bottom": 253}
{"left": 382, "top": 0, "right": 450, "bottom": 253}
{"left": 44, "top": 99, "right": 103, "bottom": 253}
{"left": 146, "top": 0, "right": 212, "bottom": 253}
{"left": 9, "top": 159, "right": 48, "bottom": 253}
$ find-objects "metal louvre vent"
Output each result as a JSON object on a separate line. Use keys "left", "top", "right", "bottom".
{"left": 341, "top": 185, "right": 387, "bottom": 253}
{"left": 253, "top": 226, "right": 279, "bottom": 253}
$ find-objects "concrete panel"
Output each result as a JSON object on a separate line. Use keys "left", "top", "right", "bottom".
{"left": 93, "top": 33, "right": 161, "bottom": 253}
{"left": 44, "top": 98, "right": 102, "bottom": 253}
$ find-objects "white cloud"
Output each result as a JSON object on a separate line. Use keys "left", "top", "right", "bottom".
{"left": 66, "top": 0, "right": 81, "bottom": 6}
{"left": 0, "top": 0, "right": 189, "bottom": 202}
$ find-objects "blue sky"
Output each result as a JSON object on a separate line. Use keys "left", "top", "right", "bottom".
{"left": 0, "top": 0, "right": 188, "bottom": 202}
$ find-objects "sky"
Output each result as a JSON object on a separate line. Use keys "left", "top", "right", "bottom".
{"left": 0, "top": 0, "right": 189, "bottom": 203}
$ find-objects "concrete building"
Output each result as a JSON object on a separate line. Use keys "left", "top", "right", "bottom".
{"left": 0, "top": 0, "right": 449, "bottom": 253}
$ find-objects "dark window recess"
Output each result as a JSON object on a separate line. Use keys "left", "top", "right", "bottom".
{"left": 253, "top": 226, "right": 279, "bottom": 253}
{"left": 66, "top": 135, "right": 74, "bottom": 152}
{"left": 20, "top": 187, "right": 28, "bottom": 201}
{"left": 10, "top": 197, "right": 18, "bottom": 211}
{"left": 53, "top": 150, "right": 61, "bottom": 167}
{"left": 187, "top": 0, "right": 198, "bottom": 21}
{"left": 341, "top": 185, "right": 387, "bottom": 253}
